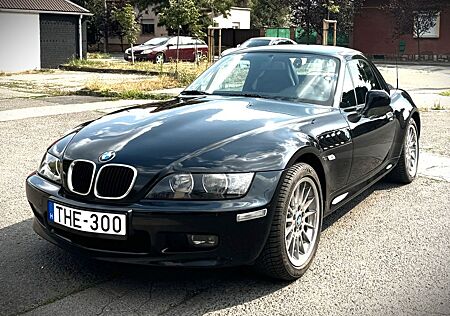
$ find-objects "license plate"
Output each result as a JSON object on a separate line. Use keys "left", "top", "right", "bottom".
{"left": 48, "top": 201, "right": 126, "bottom": 236}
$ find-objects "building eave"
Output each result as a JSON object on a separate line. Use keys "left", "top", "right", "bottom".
{"left": 0, "top": 8, "right": 92, "bottom": 16}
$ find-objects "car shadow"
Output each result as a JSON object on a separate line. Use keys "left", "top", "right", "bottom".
{"left": 0, "top": 181, "right": 401, "bottom": 316}
{"left": 322, "top": 180, "right": 403, "bottom": 231}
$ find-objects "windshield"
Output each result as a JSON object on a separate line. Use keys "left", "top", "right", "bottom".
{"left": 185, "top": 52, "right": 340, "bottom": 106}
{"left": 241, "top": 39, "right": 271, "bottom": 48}
{"left": 143, "top": 37, "right": 169, "bottom": 46}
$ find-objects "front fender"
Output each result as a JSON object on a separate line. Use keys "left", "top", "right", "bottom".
{"left": 390, "top": 89, "right": 420, "bottom": 158}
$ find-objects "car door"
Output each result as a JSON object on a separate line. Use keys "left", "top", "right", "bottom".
{"left": 183, "top": 37, "right": 196, "bottom": 61}
{"left": 341, "top": 58, "right": 396, "bottom": 183}
{"left": 165, "top": 38, "right": 178, "bottom": 61}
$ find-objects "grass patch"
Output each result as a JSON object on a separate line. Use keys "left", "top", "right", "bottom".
{"left": 431, "top": 102, "right": 445, "bottom": 110}
{"left": 0, "top": 69, "right": 56, "bottom": 76}
{"left": 439, "top": 90, "right": 450, "bottom": 97}
{"left": 87, "top": 52, "right": 112, "bottom": 59}
{"left": 82, "top": 75, "right": 182, "bottom": 100}
{"left": 66, "top": 58, "right": 208, "bottom": 78}
{"left": 76, "top": 89, "right": 173, "bottom": 100}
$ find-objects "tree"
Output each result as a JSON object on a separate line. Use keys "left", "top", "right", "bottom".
{"left": 251, "top": 0, "right": 289, "bottom": 28}
{"left": 113, "top": 4, "right": 140, "bottom": 63}
{"left": 159, "top": 0, "right": 202, "bottom": 36}
{"left": 133, "top": 0, "right": 234, "bottom": 33}
{"left": 381, "top": 0, "right": 444, "bottom": 58}
{"left": 290, "top": 0, "right": 363, "bottom": 44}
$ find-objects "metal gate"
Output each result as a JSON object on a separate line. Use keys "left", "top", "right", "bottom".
{"left": 265, "top": 28, "right": 291, "bottom": 39}
{"left": 40, "top": 14, "right": 79, "bottom": 68}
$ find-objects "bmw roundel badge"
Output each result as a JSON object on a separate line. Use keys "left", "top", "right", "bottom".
{"left": 99, "top": 150, "right": 116, "bottom": 162}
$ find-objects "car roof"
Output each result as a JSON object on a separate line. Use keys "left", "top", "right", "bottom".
{"left": 235, "top": 44, "right": 362, "bottom": 58}
{"left": 246, "top": 37, "right": 291, "bottom": 41}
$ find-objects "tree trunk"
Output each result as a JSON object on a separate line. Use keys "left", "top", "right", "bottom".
{"left": 175, "top": 26, "right": 180, "bottom": 74}
{"left": 131, "top": 43, "right": 135, "bottom": 65}
{"left": 417, "top": 36, "right": 421, "bottom": 61}
{"left": 306, "top": 23, "right": 310, "bottom": 45}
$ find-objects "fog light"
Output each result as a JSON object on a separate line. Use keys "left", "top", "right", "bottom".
{"left": 187, "top": 234, "right": 218, "bottom": 247}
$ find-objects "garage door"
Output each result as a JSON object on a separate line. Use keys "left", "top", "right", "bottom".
{"left": 40, "top": 14, "right": 78, "bottom": 68}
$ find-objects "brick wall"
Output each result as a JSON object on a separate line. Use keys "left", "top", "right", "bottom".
{"left": 353, "top": 2, "right": 450, "bottom": 61}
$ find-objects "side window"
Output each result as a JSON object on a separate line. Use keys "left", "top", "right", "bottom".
{"left": 184, "top": 38, "right": 195, "bottom": 45}
{"left": 167, "top": 38, "right": 177, "bottom": 46}
{"left": 178, "top": 37, "right": 188, "bottom": 45}
{"left": 347, "top": 60, "right": 381, "bottom": 105}
{"left": 341, "top": 66, "right": 357, "bottom": 108}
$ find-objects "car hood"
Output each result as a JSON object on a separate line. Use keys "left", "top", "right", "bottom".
{"left": 63, "top": 97, "right": 330, "bottom": 173}
{"left": 131, "top": 44, "right": 158, "bottom": 51}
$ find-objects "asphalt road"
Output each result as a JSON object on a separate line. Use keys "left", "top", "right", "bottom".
{"left": 1, "top": 64, "right": 450, "bottom": 315}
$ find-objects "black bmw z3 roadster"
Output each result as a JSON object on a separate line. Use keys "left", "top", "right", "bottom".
{"left": 26, "top": 45, "right": 420, "bottom": 280}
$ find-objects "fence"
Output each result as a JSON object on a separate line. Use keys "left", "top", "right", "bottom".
{"left": 266, "top": 27, "right": 349, "bottom": 46}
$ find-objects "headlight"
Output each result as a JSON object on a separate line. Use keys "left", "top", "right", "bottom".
{"left": 37, "top": 133, "right": 74, "bottom": 183}
{"left": 147, "top": 173, "right": 254, "bottom": 200}
{"left": 142, "top": 49, "right": 153, "bottom": 54}
{"left": 48, "top": 133, "right": 75, "bottom": 158}
{"left": 38, "top": 152, "right": 61, "bottom": 183}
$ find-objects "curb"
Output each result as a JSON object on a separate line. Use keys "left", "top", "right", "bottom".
{"left": 373, "top": 60, "right": 450, "bottom": 67}
{"left": 59, "top": 65, "right": 174, "bottom": 76}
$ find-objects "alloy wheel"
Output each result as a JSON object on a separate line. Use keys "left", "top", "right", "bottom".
{"left": 284, "top": 177, "right": 320, "bottom": 268}
{"left": 155, "top": 54, "right": 164, "bottom": 64}
{"left": 405, "top": 124, "right": 419, "bottom": 177}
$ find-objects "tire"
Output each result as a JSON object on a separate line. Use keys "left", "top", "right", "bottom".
{"left": 387, "top": 119, "right": 419, "bottom": 184}
{"left": 154, "top": 53, "right": 165, "bottom": 64}
{"left": 255, "top": 163, "right": 323, "bottom": 281}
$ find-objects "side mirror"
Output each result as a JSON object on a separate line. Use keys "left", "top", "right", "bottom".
{"left": 237, "top": 44, "right": 241, "bottom": 47}
{"left": 362, "top": 90, "right": 391, "bottom": 116}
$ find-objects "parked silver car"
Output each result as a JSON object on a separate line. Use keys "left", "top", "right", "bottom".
{"left": 220, "top": 37, "right": 297, "bottom": 57}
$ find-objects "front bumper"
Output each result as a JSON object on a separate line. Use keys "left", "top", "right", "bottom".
{"left": 26, "top": 172, "right": 282, "bottom": 267}
{"left": 124, "top": 53, "right": 152, "bottom": 62}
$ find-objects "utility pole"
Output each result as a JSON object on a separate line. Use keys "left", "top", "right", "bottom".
{"left": 103, "top": 0, "right": 108, "bottom": 53}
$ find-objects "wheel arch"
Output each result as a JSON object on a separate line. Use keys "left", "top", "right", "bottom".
{"left": 411, "top": 110, "right": 421, "bottom": 137}
{"left": 286, "top": 147, "right": 327, "bottom": 208}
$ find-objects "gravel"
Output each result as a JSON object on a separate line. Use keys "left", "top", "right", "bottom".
{"left": 418, "top": 111, "right": 450, "bottom": 156}
{"left": 0, "top": 66, "right": 449, "bottom": 315}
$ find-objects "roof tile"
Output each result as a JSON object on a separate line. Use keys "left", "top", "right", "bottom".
{"left": 0, "top": 0, "right": 89, "bottom": 14}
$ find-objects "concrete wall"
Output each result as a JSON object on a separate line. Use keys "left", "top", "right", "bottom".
{"left": 353, "top": 2, "right": 450, "bottom": 59}
{"left": 0, "top": 12, "right": 40, "bottom": 72}
{"left": 213, "top": 7, "right": 251, "bottom": 29}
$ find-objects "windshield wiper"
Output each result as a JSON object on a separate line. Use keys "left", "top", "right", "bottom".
{"left": 218, "top": 92, "right": 267, "bottom": 98}
{"left": 180, "top": 90, "right": 212, "bottom": 96}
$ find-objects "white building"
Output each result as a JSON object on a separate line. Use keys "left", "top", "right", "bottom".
{"left": 213, "top": 7, "right": 251, "bottom": 29}
{"left": 0, "top": 0, "right": 90, "bottom": 72}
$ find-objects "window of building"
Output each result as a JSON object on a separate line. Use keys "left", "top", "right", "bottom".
{"left": 142, "top": 23, "right": 155, "bottom": 35}
{"left": 347, "top": 60, "right": 380, "bottom": 105}
{"left": 413, "top": 11, "right": 440, "bottom": 38}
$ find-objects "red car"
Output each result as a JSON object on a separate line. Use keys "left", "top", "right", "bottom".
{"left": 124, "top": 36, "right": 208, "bottom": 63}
